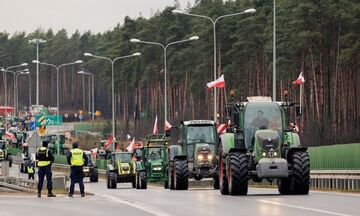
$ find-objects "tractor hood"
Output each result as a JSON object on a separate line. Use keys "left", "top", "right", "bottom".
{"left": 117, "top": 162, "right": 131, "bottom": 174}
{"left": 149, "top": 159, "right": 163, "bottom": 167}
{"left": 255, "top": 129, "right": 280, "bottom": 151}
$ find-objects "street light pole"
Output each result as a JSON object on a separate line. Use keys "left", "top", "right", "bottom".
{"left": 173, "top": 8, "right": 256, "bottom": 122}
{"left": 1, "top": 63, "right": 28, "bottom": 130}
{"left": 84, "top": 52, "right": 141, "bottom": 152}
{"left": 77, "top": 71, "right": 94, "bottom": 122}
{"left": 8, "top": 69, "right": 29, "bottom": 114}
{"left": 273, "top": 0, "right": 277, "bottom": 101}
{"left": 32, "top": 60, "right": 83, "bottom": 155}
{"left": 15, "top": 71, "right": 31, "bottom": 113}
{"left": 130, "top": 36, "right": 199, "bottom": 127}
{"left": 29, "top": 39, "right": 46, "bottom": 112}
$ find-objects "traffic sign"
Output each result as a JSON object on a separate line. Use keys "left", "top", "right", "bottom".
{"left": 79, "top": 115, "right": 83, "bottom": 120}
{"left": 38, "top": 125, "right": 46, "bottom": 135}
{"left": 35, "top": 115, "right": 63, "bottom": 126}
{"left": 29, "top": 121, "right": 36, "bottom": 131}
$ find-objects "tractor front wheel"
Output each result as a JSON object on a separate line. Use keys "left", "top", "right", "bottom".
{"left": 219, "top": 145, "right": 229, "bottom": 195}
{"left": 174, "top": 159, "right": 188, "bottom": 190}
{"left": 168, "top": 164, "right": 175, "bottom": 190}
{"left": 107, "top": 172, "right": 117, "bottom": 189}
{"left": 139, "top": 171, "right": 147, "bottom": 189}
{"left": 227, "top": 152, "right": 248, "bottom": 195}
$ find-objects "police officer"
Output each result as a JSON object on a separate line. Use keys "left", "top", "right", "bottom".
{"left": 67, "top": 142, "right": 88, "bottom": 197}
{"left": 36, "top": 141, "right": 56, "bottom": 198}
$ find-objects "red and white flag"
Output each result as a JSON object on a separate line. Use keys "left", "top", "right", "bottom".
{"left": 153, "top": 115, "right": 158, "bottom": 134}
{"left": 126, "top": 138, "right": 135, "bottom": 153}
{"left": 292, "top": 72, "right": 305, "bottom": 85}
{"left": 165, "top": 120, "right": 172, "bottom": 130}
{"left": 91, "top": 148, "right": 98, "bottom": 158}
{"left": 207, "top": 74, "right": 225, "bottom": 89}
{"left": 103, "top": 135, "right": 113, "bottom": 149}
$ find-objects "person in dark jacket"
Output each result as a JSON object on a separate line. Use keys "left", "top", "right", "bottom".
{"left": 36, "top": 141, "right": 56, "bottom": 198}
{"left": 67, "top": 142, "right": 88, "bottom": 197}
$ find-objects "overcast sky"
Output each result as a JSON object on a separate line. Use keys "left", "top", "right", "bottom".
{"left": 0, "top": 0, "right": 196, "bottom": 35}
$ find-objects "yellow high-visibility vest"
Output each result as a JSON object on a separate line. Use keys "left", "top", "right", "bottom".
{"left": 37, "top": 147, "right": 51, "bottom": 167}
{"left": 70, "top": 148, "right": 84, "bottom": 166}
{"left": 27, "top": 166, "right": 35, "bottom": 174}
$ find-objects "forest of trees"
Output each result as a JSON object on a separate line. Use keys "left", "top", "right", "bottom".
{"left": 0, "top": 0, "right": 359, "bottom": 146}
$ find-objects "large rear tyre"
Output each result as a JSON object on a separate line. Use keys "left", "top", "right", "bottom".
{"left": 90, "top": 170, "right": 99, "bottom": 182}
{"left": 136, "top": 173, "right": 140, "bottom": 189}
{"left": 139, "top": 171, "right": 147, "bottom": 189}
{"left": 227, "top": 152, "right": 248, "bottom": 195}
{"left": 174, "top": 159, "right": 188, "bottom": 190}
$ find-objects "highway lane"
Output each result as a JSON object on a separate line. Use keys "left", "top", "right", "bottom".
{"left": 2, "top": 164, "right": 360, "bottom": 216}
{"left": 85, "top": 181, "right": 360, "bottom": 216}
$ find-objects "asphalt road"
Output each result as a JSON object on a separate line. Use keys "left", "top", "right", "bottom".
{"left": 1, "top": 165, "right": 360, "bottom": 216}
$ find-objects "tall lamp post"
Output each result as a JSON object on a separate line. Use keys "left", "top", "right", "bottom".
{"left": 130, "top": 36, "right": 199, "bottom": 126}
{"left": 1, "top": 63, "right": 28, "bottom": 130}
{"left": 32, "top": 60, "right": 83, "bottom": 155}
{"left": 15, "top": 71, "right": 31, "bottom": 113}
{"left": 77, "top": 71, "right": 94, "bottom": 122}
{"left": 84, "top": 52, "right": 141, "bottom": 152}
{"left": 6, "top": 69, "right": 29, "bottom": 114}
{"left": 173, "top": 8, "right": 256, "bottom": 122}
{"left": 29, "top": 39, "right": 46, "bottom": 112}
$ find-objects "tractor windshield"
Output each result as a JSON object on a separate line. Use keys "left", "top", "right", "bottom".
{"left": 186, "top": 125, "right": 215, "bottom": 144}
{"left": 114, "top": 153, "right": 132, "bottom": 163}
{"left": 148, "top": 147, "right": 161, "bottom": 159}
{"left": 244, "top": 102, "right": 283, "bottom": 149}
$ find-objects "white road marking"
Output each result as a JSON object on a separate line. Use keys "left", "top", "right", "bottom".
{"left": 98, "top": 194, "right": 171, "bottom": 216}
{"left": 256, "top": 199, "right": 356, "bottom": 216}
{"left": 250, "top": 187, "right": 360, "bottom": 197}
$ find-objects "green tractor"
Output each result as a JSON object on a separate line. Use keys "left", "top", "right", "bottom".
{"left": 135, "top": 134, "right": 169, "bottom": 189}
{"left": 168, "top": 120, "right": 219, "bottom": 190}
{"left": 0, "top": 139, "right": 13, "bottom": 167}
{"left": 106, "top": 152, "right": 136, "bottom": 189}
{"left": 219, "top": 96, "right": 310, "bottom": 195}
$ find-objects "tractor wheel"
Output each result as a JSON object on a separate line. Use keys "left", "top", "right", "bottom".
{"left": 139, "top": 171, "right": 147, "bottom": 189}
{"left": 168, "top": 164, "right": 175, "bottom": 190}
{"left": 107, "top": 174, "right": 111, "bottom": 189}
{"left": 174, "top": 159, "right": 188, "bottom": 190}
{"left": 7, "top": 155, "right": 12, "bottom": 167}
{"left": 219, "top": 144, "right": 229, "bottom": 195}
{"left": 291, "top": 151, "right": 310, "bottom": 195}
{"left": 136, "top": 173, "right": 140, "bottom": 189}
{"left": 213, "top": 174, "right": 220, "bottom": 190}
{"left": 90, "top": 172, "right": 98, "bottom": 182}
{"left": 108, "top": 172, "right": 117, "bottom": 189}
{"left": 277, "top": 178, "right": 291, "bottom": 195}
{"left": 164, "top": 180, "right": 169, "bottom": 189}
{"left": 227, "top": 152, "right": 248, "bottom": 195}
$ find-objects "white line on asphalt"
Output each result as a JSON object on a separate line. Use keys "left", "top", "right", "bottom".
{"left": 250, "top": 187, "right": 360, "bottom": 197}
{"left": 256, "top": 199, "right": 356, "bottom": 216}
{"left": 98, "top": 194, "right": 171, "bottom": 216}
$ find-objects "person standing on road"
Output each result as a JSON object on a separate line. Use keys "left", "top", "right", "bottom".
{"left": 36, "top": 141, "right": 56, "bottom": 198}
{"left": 67, "top": 142, "right": 88, "bottom": 197}
{"left": 27, "top": 161, "right": 35, "bottom": 180}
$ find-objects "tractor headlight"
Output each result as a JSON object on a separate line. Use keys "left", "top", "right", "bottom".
{"left": 262, "top": 152, "right": 266, "bottom": 157}
{"left": 198, "top": 155, "right": 204, "bottom": 160}
{"left": 153, "top": 167, "right": 162, "bottom": 171}
{"left": 207, "top": 155, "right": 213, "bottom": 161}
{"left": 274, "top": 152, "right": 278, "bottom": 157}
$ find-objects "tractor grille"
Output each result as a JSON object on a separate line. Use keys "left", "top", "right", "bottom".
{"left": 256, "top": 132, "right": 279, "bottom": 151}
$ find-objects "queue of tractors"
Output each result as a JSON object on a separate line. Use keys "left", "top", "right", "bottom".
{"left": 104, "top": 93, "right": 310, "bottom": 196}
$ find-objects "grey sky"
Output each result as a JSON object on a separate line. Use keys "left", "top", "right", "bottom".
{"left": 0, "top": 0, "right": 195, "bottom": 35}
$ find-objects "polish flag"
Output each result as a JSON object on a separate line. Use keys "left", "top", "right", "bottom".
{"left": 292, "top": 72, "right": 305, "bottom": 85}
{"left": 103, "top": 135, "right": 113, "bottom": 149}
{"left": 91, "top": 148, "right": 98, "bottom": 158}
{"left": 165, "top": 120, "right": 172, "bottom": 130}
{"left": 153, "top": 115, "right": 158, "bottom": 134}
{"left": 207, "top": 74, "right": 225, "bottom": 89}
{"left": 127, "top": 138, "right": 135, "bottom": 153}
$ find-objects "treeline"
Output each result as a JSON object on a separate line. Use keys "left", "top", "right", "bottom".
{"left": 0, "top": 0, "right": 359, "bottom": 146}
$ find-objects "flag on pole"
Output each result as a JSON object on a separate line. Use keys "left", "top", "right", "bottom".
{"left": 127, "top": 134, "right": 131, "bottom": 140}
{"left": 292, "top": 72, "right": 305, "bottom": 85}
{"left": 153, "top": 115, "right": 158, "bottom": 134}
{"left": 103, "top": 135, "right": 113, "bottom": 149}
{"left": 165, "top": 120, "right": 172, "bottom": 130}
{"left": 207, "top": 74, "right": 225, "bottom": 89}
{"left": 127, "top": 138, "right": 135, "bottom": 153}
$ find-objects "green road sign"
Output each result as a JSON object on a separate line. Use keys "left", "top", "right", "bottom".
{"left": 35, "top": 115, "right": 63, "bottom": 126}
